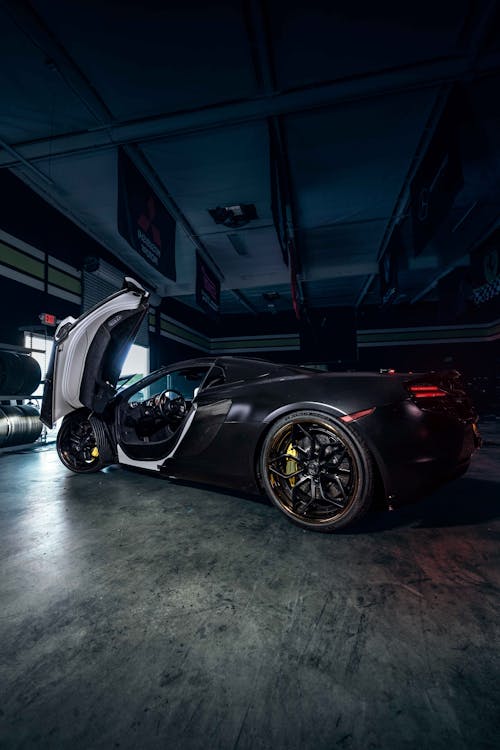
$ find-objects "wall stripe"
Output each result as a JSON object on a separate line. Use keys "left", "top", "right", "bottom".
{"left": 0, "top": 228, "right": 45, "bottom": 260}
{"left": 358, "top": 318, "right": 500, "bottom": 347}
{"left": 48, "top": 266, "right": 82, "bottom": 295}
{"left": 0, "top": 233, "right": 82, "bottom": 306}
{"left": 158, "top": 312, "right": 300, "bottom": 354}
{"left": 159, "top": 315, "right": 500, "bottom": 356}
{"left": 0, "top": 263, "right": 44, "bottom": 291}
{"left": 213, "top": 334, "right": 300, "bottom": 353}
{"left": 160, "top": 314, "right": 210, "bottom": 352}
{"left": 47, "top": 255, "right": 81, "bottom": 278}
{"left": 211, "top": 344, "right": 300, "bottom": 353}
{"left": 160, "top": 329, "right": 211, "bottom": 352}
{"left": 47, "top": 284, "right": 81, "bottom": 305}
{"left": 0, "top": 241, "right": 45, "bottom": 279}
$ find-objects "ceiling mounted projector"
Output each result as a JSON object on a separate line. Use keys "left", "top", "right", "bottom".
{"left": 208, "top": 203, "right": 258, "bottom": 228}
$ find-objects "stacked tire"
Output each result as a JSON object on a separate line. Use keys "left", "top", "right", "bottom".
{"left": 0, "top": 351, "right": 41, "bottom": 396}
{"left": 0, "top": 350, "right": 43, "bottom": 449}
{"left": 0, "top": 405, "right": 42, "bottom": 448}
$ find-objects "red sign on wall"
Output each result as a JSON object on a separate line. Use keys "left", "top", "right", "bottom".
{"left": 196, "top": 254, "right": 220, "bottom": 318}
{"left": 117, "top": 148, "right": 176, "bottom": 281}
{"left": 39, "top": 313, "right": 57, "bottom": 326}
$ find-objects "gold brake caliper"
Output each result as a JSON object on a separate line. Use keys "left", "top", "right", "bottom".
{"left": 285, "top": 443, "right": 298, "bottom": 486}
{"left": 91, "top": 447, "right": 99, "bottom": 458}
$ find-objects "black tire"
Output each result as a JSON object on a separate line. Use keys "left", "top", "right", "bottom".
{"left": 0, "top": 405, "right": 42, "bottom": 448}
{"left": 0, "top": 351, "right": 21, "bottom": 394}
{"left": 0, "top": 352, "right": 41, "bottom": 395}
{"left": 259, "top": 410, "right": 374, "bottom": 532}
{"left": 57, "top": 410, "right": 106, "bottom": 473}
{"left": 17, "top": 354, "right": 42, "bottom": 396}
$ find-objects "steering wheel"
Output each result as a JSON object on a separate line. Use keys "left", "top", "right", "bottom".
{"left": 157, "top": 389, "right": 187, "bottom": 421}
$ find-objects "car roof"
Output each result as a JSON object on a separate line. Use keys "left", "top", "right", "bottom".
{"left": 160, "top": 355, "right": 291, "bottom": 382}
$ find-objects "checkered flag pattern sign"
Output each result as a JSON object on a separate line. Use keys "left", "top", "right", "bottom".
{"left": 471, "top": 276, "right": 500, "bottom": 305}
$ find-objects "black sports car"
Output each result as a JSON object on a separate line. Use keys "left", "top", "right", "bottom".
{"left": 41, "top": 277, "right": 481, "bottom": 531}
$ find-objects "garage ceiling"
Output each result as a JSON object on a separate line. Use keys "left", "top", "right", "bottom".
{"left": 1, "top": 0, "right": 499, "bottom": 315}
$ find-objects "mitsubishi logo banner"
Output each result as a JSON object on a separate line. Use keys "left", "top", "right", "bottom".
{"left": 196, "top": 253, "right": 220, "bottom": 318}
{"left": 117, "top": 149, "right": 176, "bottom": 280}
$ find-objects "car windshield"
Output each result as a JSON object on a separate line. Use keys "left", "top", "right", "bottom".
{"left": 116, "top": 373, "right": 145, "bottom": 392}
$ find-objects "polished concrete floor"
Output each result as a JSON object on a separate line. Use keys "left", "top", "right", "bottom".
{"left": 0, "top": 421, "right": 499, "bottom": 750}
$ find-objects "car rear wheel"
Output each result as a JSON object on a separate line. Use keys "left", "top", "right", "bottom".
{"left": 259, "top": 410, "right": 374, "bottom": 531}
{"left": 57, "top": 410, "right": 106, "bottom": 473}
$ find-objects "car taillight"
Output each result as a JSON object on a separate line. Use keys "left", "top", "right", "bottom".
{"left": 408, "top": 384, "right": 447, "bottom": 398}
{"left": 405, "top": 372, "right": 476, "bottom": 421}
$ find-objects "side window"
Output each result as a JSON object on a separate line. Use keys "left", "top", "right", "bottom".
{"left": 165, "top": 369, "right": 207, "bottom": 399}
{"left": 129, "top": 368, "right": 209, "bottom": 403}
{"left": 202, "top": 365, "right": 225, "bottom": 390}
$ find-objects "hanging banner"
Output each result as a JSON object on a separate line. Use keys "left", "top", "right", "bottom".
{"left": 410, "top": 86, "right": 464, "bottom": 256}
{"left": 379, "top": 224, "right": 404, "bottom": 305}
{"left": 117, "top": 148, "right": 176, "bottom": 280}
{"left": 196, "top": 253, "right": 220, "bottom": 317}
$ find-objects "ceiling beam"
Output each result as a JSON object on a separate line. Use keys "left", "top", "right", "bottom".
{"left": 410, "top": 256, "right": 470, "bottom": 304}
{"left": 230, "top": 288, "right": 258, "bottom": 315}
{"left": 244, "top": 0, "right": 307, "bottom": 313}
{"left": 2, "top": 0, "right": 113, "bottom": 125}
{"left": 0, "top": 137, "right": 55, "bottom": 185}
{"left": 410, "top": 215, "right": 500, "bottom": 304}
{"left": 2, "top": 52, "right": 500, "bottom": 169}
{"left": 1, "top": 0, "right": 223, "bottom": 291}
{"left": 464, "top": 0, "right": 500, "bottom": 63}
{"left": 301, "top": 260, "right": 379, "bottom": 281}
{"left": 244, "top": 0, "right": 276, "bottom": 95}
{"left": 355, "top": 274, "right": 376, "bottom": 308}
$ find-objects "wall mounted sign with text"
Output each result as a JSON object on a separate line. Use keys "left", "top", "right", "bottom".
{"left": 117, "top": 149, "right": 176, "bottom": 281}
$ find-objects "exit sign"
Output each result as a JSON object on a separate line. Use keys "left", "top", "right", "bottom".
{"left": 39, "top": 313, "right": 57, "bottom": 326}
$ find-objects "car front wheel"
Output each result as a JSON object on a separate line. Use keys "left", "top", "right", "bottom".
{"left": 259, "top": 410, "right": 374, "bottom": 532}
{"left": 57, "top": 410, "right": 106, "bottom": 473}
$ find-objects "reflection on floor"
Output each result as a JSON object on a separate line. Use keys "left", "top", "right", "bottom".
{"left": 0, "top": 418, "right": 499, "bottom": 749}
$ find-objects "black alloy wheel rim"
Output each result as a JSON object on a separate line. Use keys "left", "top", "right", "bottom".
{"left": 60, "top": 417, "right": 99, "bottom": 470}
{"left": 265, "top": 418, "right": 359, "bottom": 525}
